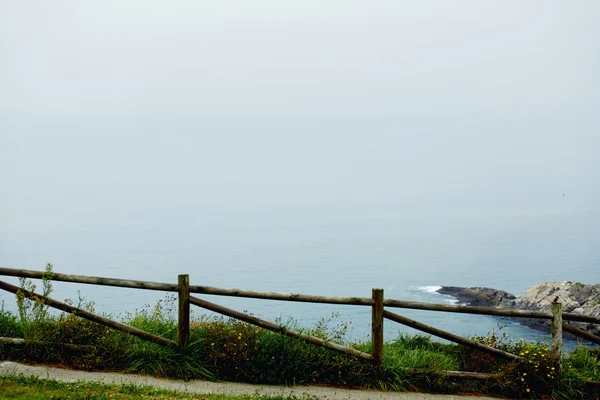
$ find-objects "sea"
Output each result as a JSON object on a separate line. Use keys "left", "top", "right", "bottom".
{"left": 1, "top": 206, "right": 599, "bottom": 350}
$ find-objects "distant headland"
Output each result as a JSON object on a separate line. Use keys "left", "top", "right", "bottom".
{"left": 437, "top": 281, "right": 600, "bottom": 337}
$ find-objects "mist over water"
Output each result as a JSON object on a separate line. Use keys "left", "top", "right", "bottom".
{"left": 1, "top": 204, "right": 598, "bottom": 348}
{"left": 2, "top": 1, "right": 600, "bottom": 348}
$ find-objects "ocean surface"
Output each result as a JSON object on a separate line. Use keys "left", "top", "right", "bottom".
{"left": 1, "top": 206, "right": 599, "bottom": 349}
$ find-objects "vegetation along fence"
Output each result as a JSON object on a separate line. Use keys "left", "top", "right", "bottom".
{"left": 0, "top": 266, "right": 599, "bottom": 379}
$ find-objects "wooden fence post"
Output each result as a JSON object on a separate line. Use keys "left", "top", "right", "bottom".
{"left": 372, "top": 288, "right": 384, "bottom": 368}
{"left": 551, "top": 302, "right": 562, "bottom": 374}
{"left": 178, "top": 274, "right": 190, "bottom": 350}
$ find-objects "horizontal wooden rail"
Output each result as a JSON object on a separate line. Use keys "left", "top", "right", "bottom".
{"left": 0, "top": 280, "right": 176, "bottom": 348}
{"left": 563, "top": 323, "right": 600, "bottom": 345}
{"left": 0, "top": 267, "right": 177, "bottom": 292}
{"left": 189, "top": 295, "right": 373, "bottom": 362}
{"left": 384, "top": 299, "right": 600, "bottom": 324}
{"left": 383, "top": 310, "right": 521, "bottom": 361}
{"left": 192, "top": 285, "right": 375, "bottom": 306}
{"left": 1, "top": 267, "right": 598, "bottom": 324}
{"left": 384, "top": 299, "right": 551, "bottom": 318}
{"left": 561, "top": 312, "right": 600, "bottom": 324}
{"left": 584, "top": 380, "right": 600, "bottom": 391}
{"left": 0, "top": 267, "right": 375, "bottom": 306}
{"left": 0, "top": 337, "right": 91, "bottom": 351}
{"left": 404, "top": 368, "right": 499, "bottom": 380}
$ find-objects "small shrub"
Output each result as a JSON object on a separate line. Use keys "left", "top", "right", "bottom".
{"left": 15, "top": 263, "right": 54, "bottom": 342}
{"left": 0, "top": 302, "right": 20, "bottom": 337}
{"left": 191, "top": 316, "right": 261, "bottom": 381}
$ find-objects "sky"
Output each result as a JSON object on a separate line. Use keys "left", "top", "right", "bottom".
{"left": 1, "top": 1, "right": 600, "bottom": 230}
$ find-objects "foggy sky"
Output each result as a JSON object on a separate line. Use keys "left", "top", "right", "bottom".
{"left": 1, "top": 1, "right": 600, "bottom": 230}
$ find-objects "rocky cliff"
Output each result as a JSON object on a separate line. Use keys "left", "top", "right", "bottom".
{"left": 437, "top": 281, "right": 600, "bottom": 337}
{"left": 437, "top": 286, "right": 516, "bottom": 307}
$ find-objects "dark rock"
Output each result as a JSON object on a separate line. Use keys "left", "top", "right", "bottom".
{"left": 437, "top": 282, "right": 600, "bottom": 338}
{"left": 436, "top": 286, "right": 516, "bottom": 307}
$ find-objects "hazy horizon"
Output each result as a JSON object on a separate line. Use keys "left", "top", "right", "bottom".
{"left": 2, "top": 1, "right": 600, "bottom": 241}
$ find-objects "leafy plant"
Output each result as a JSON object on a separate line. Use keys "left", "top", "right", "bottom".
{"left": 15, "top": 263, "right": 54, "bottom": 340}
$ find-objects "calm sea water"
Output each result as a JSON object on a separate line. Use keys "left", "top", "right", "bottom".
{"left": 1, "top": 206, "right": 598, "bottom": 348}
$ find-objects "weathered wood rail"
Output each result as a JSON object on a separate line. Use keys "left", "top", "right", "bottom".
{"left": 2, "top": 268, "right": 597, "bottom": 323}
{"left": 0, "top": 279, "right": 176, "bottom": 348}
{"left": 383, "top": 309, "right": 521, "bottom": 360}
{"left": 0, "top": 337, "right": 91, "bottom": 351}
{"left": 0, "top": 266, "right": 599, "bottom": 376}
{"left": 188, "top": 295, "right": 373, "bottom": 361}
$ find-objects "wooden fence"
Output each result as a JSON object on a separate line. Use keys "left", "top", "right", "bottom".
{"left": 1, "top": 267, "right": 599, "bottom": 377}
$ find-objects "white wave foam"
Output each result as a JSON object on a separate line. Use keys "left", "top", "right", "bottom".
{"left": 417, "top": 285, "right": 442, "bottom": 293}
{"left": 443, "top": 298, "right": 459, "bottom": 304}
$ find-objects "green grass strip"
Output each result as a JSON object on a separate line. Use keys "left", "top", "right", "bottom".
{"left": 0, "top": 376, "right": 318, "bottom": 400}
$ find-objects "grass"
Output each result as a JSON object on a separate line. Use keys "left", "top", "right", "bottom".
{"left": 1, "top": 264, "right": 599, "bottom": 399}
{"left": 0, "top": 376, "right": 318, "bottom": 400}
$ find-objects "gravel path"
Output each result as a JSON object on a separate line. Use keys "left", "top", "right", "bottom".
{"left": 0, "top": 361, "right": 502, "bottom": 400}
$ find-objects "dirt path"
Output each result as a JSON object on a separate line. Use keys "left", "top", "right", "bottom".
{"left": 0, "top": 361, "right": 502, "bottom": 400}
